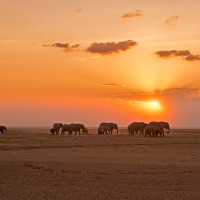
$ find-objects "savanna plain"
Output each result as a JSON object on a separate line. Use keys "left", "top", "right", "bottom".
{"left": 0, "top": 128, "right": 200, "bottom": 200}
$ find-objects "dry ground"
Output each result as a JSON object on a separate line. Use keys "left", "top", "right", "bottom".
{"left": 0, "top": 128, "right": 200, "bottom": 200}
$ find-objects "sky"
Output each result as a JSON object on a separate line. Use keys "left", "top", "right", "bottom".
{"left": 1, "top": 0, "right": 200, "bottom": 127}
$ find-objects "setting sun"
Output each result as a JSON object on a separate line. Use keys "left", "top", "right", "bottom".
{"left": 152, "top": 102, "right": 158, "bottom": 106}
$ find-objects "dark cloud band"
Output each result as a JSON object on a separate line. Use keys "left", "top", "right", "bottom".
{"left": 87, "top": 40, "right": 138, "bottom": 55}
{"left": 155, "top": 50, "right": 200, "bottom": 61}
{"left": 42, "top": 43, "right": 80, "bottom": 52}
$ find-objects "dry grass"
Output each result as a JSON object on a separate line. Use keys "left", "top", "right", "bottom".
{"left": 0, "top": 128, "right": 200, "bottom": 200}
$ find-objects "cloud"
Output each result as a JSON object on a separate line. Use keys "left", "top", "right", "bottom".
{"left": 165, "top": 15, "right": 179, "bottom": 26}
{"left": 86, "top": 40, "right": 138, "bottom": 55}
{"left": 122, "top": 10, "right": 144, "bottom": 18}
{"left": 42, "top": 43, "right": 80, "bottom": 52}
{"left": 108, "top": 87, "right": 200, "bottom": 101}
{"left": 97, "top": 83, "right": 126, "bottom": 87}
{"left": 75, "top": 8, "right": 82, "bottom": 14}
{"left": 155, "top": 50, "right": 200, "bottom": 61}
{"left": 73, "top": 55, "right": 100, "bottom": 61}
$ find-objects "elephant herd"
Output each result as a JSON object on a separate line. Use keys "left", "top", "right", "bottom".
{"left": 50, "top": 121, "right": 171, "bottom": 137}
{"left": 50, "top": 123, "right": 88, "bottom": 135}
{"left": 0, "top": 126, "right": 7, "bottom": 134}
{"left": 128, "top": 121, "right": 171, "bottom": 137}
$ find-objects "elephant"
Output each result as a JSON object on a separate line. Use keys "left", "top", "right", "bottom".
{"left": 61, "top": 124, "right": 73, "bottom": 135}
{"left": 99, "top": 122, "right": 118, "bottom": 135}
{"left": 98, "top": 127, "right": 104, "bottom": 135}
{"left": 68, "top": 123, "right": 86, "bottom": 135}
{"left": 145, "top": 125, "right": 154, "bottom": 137}
{"left": 53, "top": 123, "right": 63, "bottom": 135}
{"left": 50, "top": 128, "right": 55, "bottom": 135}
{"left": 149, "top": 121, "right": 171, "bottom": 136}
{"left": 0, "top": 126, "right": 7, "bottom": 134}
{"left": 0, "top": 127, "right": 4, "bottom": 134}
{"left": 128, "top": 122, "right": 147, "bottom": 136}
{"left": 145, "top": 125, "right": 162, "bottom": 137}
{"left": 98, "top": 126, "right": 109, "bottom": 135}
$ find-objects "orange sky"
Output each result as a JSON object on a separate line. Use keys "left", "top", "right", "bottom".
{"left": 1, "top": 0, "right": 200, "bottom": 127}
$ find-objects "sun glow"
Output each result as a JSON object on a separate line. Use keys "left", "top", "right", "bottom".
{"left": 130, "top": 100, "right": 162, "bottom": 113}
{"left": 152, "top": 101, "right": 158, "bottom": 106}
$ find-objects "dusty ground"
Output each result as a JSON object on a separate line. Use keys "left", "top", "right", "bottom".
{"left": 0, "top": 128, "right": 200, "bottom": 200}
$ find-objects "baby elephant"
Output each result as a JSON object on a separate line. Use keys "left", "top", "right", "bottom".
{"left": 50, "top": 128, "right": 56, "bottom": 135}
{"left": 0, "top": 126, "right": 7, "bottom": 134}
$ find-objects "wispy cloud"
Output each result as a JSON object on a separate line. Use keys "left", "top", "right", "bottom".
{"left": 75, "top": 8, "right": 82, "bottom": 14}
{"left": 122, "top": 10, "right": 144, "bottom": 18}
{"left": 155, "top": 50, "right": 200, "bottom": 61}
{"left": 86, "top": 40, "right": 138, "bottom": 55}
{"left": 97, "top": 83, "right": 127, "bottom": 87}
{"left": 42, "top": 43, "right": 80, "bottom": 52}
{"left": 165, "top": 15, "right": 179, "bottom": 26}
{"left": 108, "top": 88, "right": 200, "bottom": 101}
{"left": 73, "top": 55, "right": 100, "bottom": 61}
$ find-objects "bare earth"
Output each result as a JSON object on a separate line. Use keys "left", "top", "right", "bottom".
{"left": 0, "top": 128, "right": 200, "bottom": 200}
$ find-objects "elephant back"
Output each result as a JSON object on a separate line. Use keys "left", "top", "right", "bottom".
{"left": 53, "top": 123, "right": 63, "bottom": 129}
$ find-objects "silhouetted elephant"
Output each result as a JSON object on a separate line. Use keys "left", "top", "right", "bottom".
{"left": 0, "top": 127, "right": 4, "bottom": 134}
{"left": 50, "top": 128, "right": 55, "bottom": 135}
{"left": 98, "top": 127, "right": 104, "bottom": 135}
{"left": 98, "top": 126, "right": 109, "bottom": 135}
{"left": 0, "top": 126, "right": 7, "bottom": 134}
{"left": 69, "top": 123, "right": 86, "bottom": 135}
{"left": 149, "top": 121, "right": 170, "bottom": 136}
{"left": 99, "top": 122, "right": 118, "bottom": 135}
{"left": 128, "top": 122, "right": 147, "bottom": 136}
{"left": 61, "top": 124, "right": 73, "bottom": 135}
{"left": 145, "top": 125, "right": 162, "bottom": 137}
{"left": 53, "top": 123, "right": 63, "bottom": 135}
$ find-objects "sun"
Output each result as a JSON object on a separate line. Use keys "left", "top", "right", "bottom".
{"left": 152, "top": 101, "right": 158, "bottom": 106}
